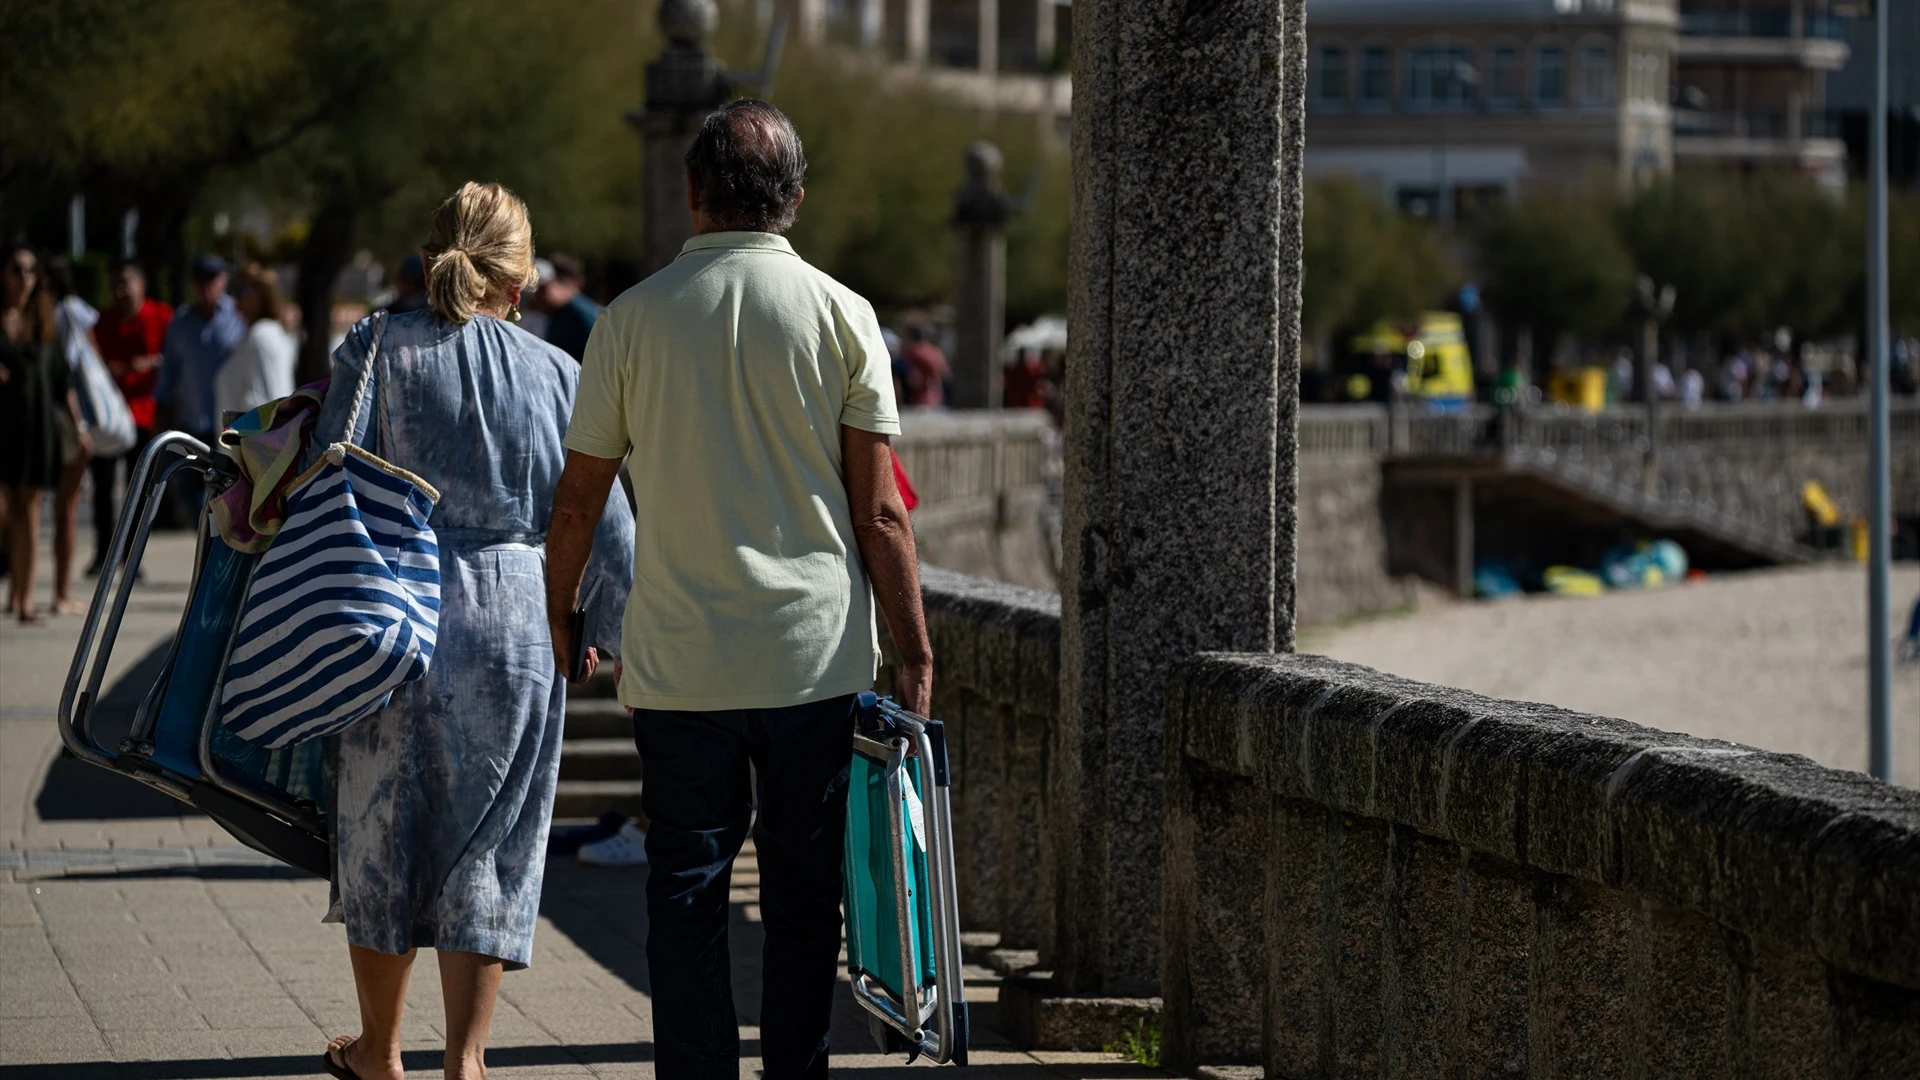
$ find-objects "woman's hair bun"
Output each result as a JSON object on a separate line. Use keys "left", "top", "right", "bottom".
{"left": 419, "top": 183, "right": 535, "bottom": 325}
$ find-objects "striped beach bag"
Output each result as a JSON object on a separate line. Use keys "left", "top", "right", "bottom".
{"left": 219, "top": 313, "right": 443, "bottom": 749}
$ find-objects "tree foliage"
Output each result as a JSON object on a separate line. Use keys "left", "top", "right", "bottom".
{"left": 1475, "top": 188, "right": 1635, "bottom": 365}
{"left": 1301, "top": 176, "right": 1452, "bottom": 338}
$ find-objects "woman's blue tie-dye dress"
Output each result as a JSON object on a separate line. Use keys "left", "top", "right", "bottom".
{"left": 306, "top": 309, "right": 632, "bottom": 968}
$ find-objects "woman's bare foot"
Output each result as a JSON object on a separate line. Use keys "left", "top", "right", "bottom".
{"left": 324, "top": 1034, "right": 405, "bottom": 1080}
{"left": 49, "top": 598, "right": 82, "bottom": 615}
{"left": 15, "top": 607, "right": 42, "bottom": 625}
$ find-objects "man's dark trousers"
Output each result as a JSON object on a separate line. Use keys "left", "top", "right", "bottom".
{"left": 632, "top": 694, "right": 855, "bottom": 1080}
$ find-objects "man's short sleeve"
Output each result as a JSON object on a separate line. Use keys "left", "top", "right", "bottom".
{"left": 838, "top": 295, "right": 900, "bottom": 436}
{"left": 564, "top": 310, "right": 632, "bottom": 459}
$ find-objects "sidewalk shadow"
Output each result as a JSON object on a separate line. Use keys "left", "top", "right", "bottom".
{"left": 0, "top": 1042, "right": 656, "bottom": 1079}
{"left": 33, "top": 638, "right": 204, "bottom": 821}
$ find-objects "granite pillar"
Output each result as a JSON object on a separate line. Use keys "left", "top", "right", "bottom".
{"left": 1054, "top": 0, "right": 1304, "bottom": 996}
{"left": 631, "top": 0, "right": 733, "bottom": 278}
{"left": 951, "top": 141, "right": 1009, "bottom": 410}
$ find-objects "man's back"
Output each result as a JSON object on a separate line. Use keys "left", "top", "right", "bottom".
{"left": 565, "top": 230, "right": 898, "bottom": 710}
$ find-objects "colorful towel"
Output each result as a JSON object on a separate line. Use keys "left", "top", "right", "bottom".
{"left": 211, "top": 379, "right": 329, "bottom": 553}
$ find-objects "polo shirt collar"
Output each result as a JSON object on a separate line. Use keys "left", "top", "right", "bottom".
{"left": 678, "top": 231, "right": 797, "bottom": 259}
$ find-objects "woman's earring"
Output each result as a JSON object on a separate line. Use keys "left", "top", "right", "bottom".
{"left": 507, "top": 303, "right": 522, "bottom": 324}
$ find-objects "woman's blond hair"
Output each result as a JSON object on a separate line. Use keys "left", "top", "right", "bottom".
{"left": 420, "top": 182, "right": 536, "bottom": 325}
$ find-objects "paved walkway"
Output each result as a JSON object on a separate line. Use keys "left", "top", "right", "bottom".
{"left": 0, "top": 530, "right": 1151, "bottom": 1080}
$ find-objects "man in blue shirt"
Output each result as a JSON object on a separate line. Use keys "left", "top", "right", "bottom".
{"left": 155, "top": 254, "right": 246, "bottom": 523}
{"left": 539, "top": 253, "right": 600, "bottom": 363}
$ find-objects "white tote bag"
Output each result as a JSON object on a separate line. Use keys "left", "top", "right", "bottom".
{"left": 57, "top": 299, "right": 136, "bottom": 458}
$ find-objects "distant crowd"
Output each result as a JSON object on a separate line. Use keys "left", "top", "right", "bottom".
{"left": 0, "top": 244, "right": 607, "bottom": 622}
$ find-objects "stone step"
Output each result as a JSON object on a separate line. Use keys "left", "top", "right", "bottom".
{"left": 572, "top": 670, "right": 621, "bottom": 700}
{"left": 558, "top": 738, "right": 644, "bottom": 782}
{"left": 562, "top": 699, "right": 631, "bottom": 740}
{"left": 553, "top": 779, "right": 645, "bottom": 819}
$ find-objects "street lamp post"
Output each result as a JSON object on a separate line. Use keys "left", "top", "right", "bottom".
{"left": 1865, "top": 0, "right": 1892, "bottom": 782}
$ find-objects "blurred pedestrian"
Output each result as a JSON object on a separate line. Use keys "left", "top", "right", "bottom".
{"left": 384, "top": 253, "right": 429, "bottom": 315}
{"left": 517, "top": 257, "right": 554, "bottom": 341}
{"left": 539, "top": 254, "right": 600, "bottom": 362}
{"left": 1, "top": 245, "right": 90, "bottom": 622}
{"left": 155, "top": 254, "right": 244, "bottom": 524}
{"left": 1681, "top": 366, "right": 1705, "bottom": 410}
{"left": 88, "top": 258, "right": 170, "bottom": 572}
{"left": 900, "top": 321, "right": 949, "bottom": 407}
{"left": 214, "top": 266, "right": 297, "bottom": 421}
{"left": 313, "top": 182, "right": 632, "bottom": 1080}
{"left": 44, "top": 257, "right": 97, "bottom": 612}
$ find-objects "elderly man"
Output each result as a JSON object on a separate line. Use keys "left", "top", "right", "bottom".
{"left": 545, "top": 99, "right": 932, "bottom": 1080}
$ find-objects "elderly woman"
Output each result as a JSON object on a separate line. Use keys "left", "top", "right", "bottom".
{"left": 316, "top": 183, "right": 631, "bottom": 1080}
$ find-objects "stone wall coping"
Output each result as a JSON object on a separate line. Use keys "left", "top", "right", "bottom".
{"left": 898, "top": 408, "right": 1057, "bottom": 440}
{"left": 1170, "top": 651, "right": 1920, "bottom": 990}
{"left": 918, "top": 566, "right": 1061, "bottom": 713}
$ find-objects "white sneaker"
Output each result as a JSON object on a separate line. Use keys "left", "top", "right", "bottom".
{"left": 576, "top": 822, "right": 648, "bottom": 867}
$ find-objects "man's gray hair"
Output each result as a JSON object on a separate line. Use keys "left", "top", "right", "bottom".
{"left": 685, "top": 99, "right": 807, "bottom": 234}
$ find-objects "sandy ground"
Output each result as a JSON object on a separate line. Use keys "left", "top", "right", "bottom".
{"left": 1307, "top": 562, "right": 1920, "bottom": 789}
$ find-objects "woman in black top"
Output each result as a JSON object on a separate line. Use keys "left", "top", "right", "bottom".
{"left": 1, "top": 245, "right": 90, "bottom": 622}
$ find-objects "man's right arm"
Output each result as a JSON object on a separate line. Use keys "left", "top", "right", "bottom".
{"left": 842, "top": 425, "right": 932, "bottom": 715}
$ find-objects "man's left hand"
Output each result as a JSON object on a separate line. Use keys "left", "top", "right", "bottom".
{"left": 549, "top": 616, "right": 598, "bottom": 683}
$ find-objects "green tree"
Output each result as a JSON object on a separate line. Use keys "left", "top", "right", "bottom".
{"left": 1620, "top": 171, "right": 1856, "bottom": 348}
{"left": 1301, "top": 176, "right": 1451, "bottom": 340}
{"left": 1476, "top": 189, "right": 1635, "bottom": 374}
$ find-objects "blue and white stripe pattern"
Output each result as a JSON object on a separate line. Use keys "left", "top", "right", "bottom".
{"left": 220, "top": 443, "right": 441, "bottom": 748}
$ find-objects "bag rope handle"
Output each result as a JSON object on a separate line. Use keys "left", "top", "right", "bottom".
{"left": 334, "top": 311, "right": 389, "bottom": 459}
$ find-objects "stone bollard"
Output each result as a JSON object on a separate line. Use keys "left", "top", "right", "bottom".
{"left": 950, "top": 141, "right": 1009, "bottom": 411}
{"left": 629, "top": 0, "right": 732, "bottom": 277}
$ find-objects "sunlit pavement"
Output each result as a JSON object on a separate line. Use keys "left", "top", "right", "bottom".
{"left": 0, "top": 532, "right": 1154, "bottom": 1079}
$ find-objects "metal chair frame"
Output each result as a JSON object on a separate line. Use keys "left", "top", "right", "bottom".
{"left": 57, "top": 431, "right": 330, "bottom": 877}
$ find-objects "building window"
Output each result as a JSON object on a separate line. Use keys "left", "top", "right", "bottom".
{"left": 1360, "top": 46, "right": 1391, "bottom": 106}
{"left": 1405, "top": 47, "right": 1475, "bottom": 109}
{"left": 1317, "top": 45, "right": 1348, "bottom": 105}
{"left": 1489, "top": 46, "right": 1521, "bottom": 104}
{"left": 1535, "top": 45, "right": 1566, "bottom": 106}
{"left": 1579, "top": 43, "right": 1614, "bottom": 106}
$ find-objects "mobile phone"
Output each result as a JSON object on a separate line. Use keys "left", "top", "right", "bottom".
{"left": 568, "top": 608, "right": 590, "bottom": 682}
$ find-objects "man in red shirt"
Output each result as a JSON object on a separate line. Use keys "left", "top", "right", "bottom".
{"left": 87, "top": 259, "right": 171, "bottom": 572}
{"left": 900, "top": 323, "right": 949, "bottom": 407}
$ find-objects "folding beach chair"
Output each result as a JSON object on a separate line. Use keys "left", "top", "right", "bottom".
{"left": 57, "top": 432, "right": 330, "bottom": 878}
{"left": 843, "top": 691, "right": 968, "bottom": 1065}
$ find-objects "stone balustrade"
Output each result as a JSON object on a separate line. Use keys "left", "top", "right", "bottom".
{"left": 893, "top": 567, "right": 1920, "bottom": 1072}
{"left": 1163, "top": 652, "right": 1920, "bottom": 1077}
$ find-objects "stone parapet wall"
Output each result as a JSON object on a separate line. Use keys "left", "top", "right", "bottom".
{"left": 896, "top": 410, "right": 1058, "bottom": 591}
{"left": 900, "top": 566, "right": 1919, "bottom": 1069}
{"left": 1162, "top": 651, "right": 1920, "bottom": 1076}
{"left": 882, "top": 567, "right": 1062, "bottom": 952}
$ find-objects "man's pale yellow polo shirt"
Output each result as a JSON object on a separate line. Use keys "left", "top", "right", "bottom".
{"left": 564, "top": 231, "right": 901, "bottom": 711}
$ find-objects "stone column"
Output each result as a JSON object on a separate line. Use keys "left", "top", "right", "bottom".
{"left": 631, "top": 0, "right": 733, "bottom": 278}
{"left": 950, "top": 142, "right": 1010, "bottom": 410}
{"left": 1052, "top": 0, "right": 1303, "bottom": 997}
{"left": 781, "top": 0, "right": 827, "bottom": 45}
{"left": 975, "top": 0, "right": 998, "bottom": 73}
{"left": 903, "top": 0, "right": 931, "bottom": 63}
{"left": 1031, "top": 0, "right": 1057, "bottom": 71}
